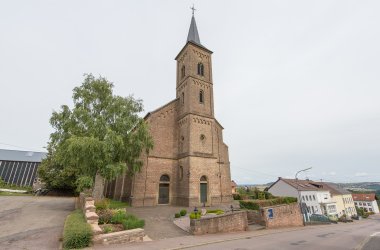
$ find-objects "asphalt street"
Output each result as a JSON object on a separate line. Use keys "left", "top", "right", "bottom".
{"left": 98, "top": 214, "right": 380, "bottom": 250}
{"left": 0, "top": 196, "right": 74, "bottom": 250}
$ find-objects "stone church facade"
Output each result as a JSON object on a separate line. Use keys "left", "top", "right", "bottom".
{"left": 105, "top": 14, "right": 232, "bottom": 207}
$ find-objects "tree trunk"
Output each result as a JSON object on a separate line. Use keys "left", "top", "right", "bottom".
{"left": 92, "top": 173, "right": 105, "bottom": 201}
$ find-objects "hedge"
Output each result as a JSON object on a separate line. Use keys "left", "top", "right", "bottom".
{"left": 239, "top": 197, "right": 298, "bottom": 210}
{"left": 63, "top": 210, "right": 92, "bottom": 249}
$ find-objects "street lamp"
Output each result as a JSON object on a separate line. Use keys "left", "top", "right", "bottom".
{"left": 295, "top": 167, "right": 312, "bottom": 224}
{"left": 295, "top": 167, "right": 312, "bottom": 180}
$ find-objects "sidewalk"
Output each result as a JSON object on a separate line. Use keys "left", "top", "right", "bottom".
{"left": 94, "top": 225, "right": 313, "bottom": 250}
{"left": 93, "top": 214, "right": 376, "bottom": 250}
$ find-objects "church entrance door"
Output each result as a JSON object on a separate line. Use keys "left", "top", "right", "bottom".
{"left": 158, "top": 174, "right": 170, "bottom": 204}
{"left": 158, "top": 184, "right": 169, "bottom": 204}
{"left": 200, "top": 176, "right": 208, "bottom": 203}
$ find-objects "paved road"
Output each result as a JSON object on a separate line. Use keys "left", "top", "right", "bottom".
{"left": 362, "top": 231, "right": 380, "bottom": 250}
{"left": 0, "top": 196, "right": 75, "bottom": 250}
{"left": 97, "top": 214, "right": 380, "bottom": 250}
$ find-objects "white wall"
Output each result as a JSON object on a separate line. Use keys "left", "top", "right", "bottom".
{"left": 268, "top": 180, "right": 299, "bottom": 198}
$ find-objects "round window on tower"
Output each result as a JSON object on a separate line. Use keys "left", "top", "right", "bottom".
{"left": 200, "top": 134, "right": 206, "bottom": 141}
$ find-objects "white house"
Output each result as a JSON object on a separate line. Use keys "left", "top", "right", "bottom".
{"left": 268, "top": 178, "right": 337, "bottom": 220}
{"left": 353, "top": 193, "right": 379, "bottom": 214}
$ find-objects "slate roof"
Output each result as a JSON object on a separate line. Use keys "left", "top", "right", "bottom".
{"left": 269, "top": 177, "right": 329, "bottom": 191}
{"left": 187, "top": 15, "right": 201, "bottom": 45}
{"left": 0, "top": 149, "right": 46, "bottom": 162}
{"left": 316, "top": 182, "right": 351, "bottom": 195}
{"left": 352, "top": 193, "right": 376, "bottom": 202}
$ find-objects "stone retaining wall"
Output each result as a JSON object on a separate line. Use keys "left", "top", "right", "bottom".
{"left": 190, "top": 210, "right": 248, "bottom": 235}
{"left": 262, "top": 203, "right": 303, "bottom": 228}
{"left": 93, "top": 228, "right": 145, "bottom": 245}
{"left": 246, "top": 210, "right": 266, "bottom": 226}
{"left": 77, "top": 192, "right": 145, "bottom": 244}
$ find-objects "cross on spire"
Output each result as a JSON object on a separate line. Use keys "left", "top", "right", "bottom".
{"left": 190, "top": 4, "right": 196, "bottom": 16}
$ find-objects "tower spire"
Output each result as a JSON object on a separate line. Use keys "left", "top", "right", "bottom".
{"left": 187, "top": 5, "right": 201, "bottom": 45}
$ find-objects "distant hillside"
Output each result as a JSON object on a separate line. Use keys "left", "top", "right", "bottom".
{"left": 335, "top": 182, "right": 380, "bottom": 197}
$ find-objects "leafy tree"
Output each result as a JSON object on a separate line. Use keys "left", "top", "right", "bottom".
{"left": 39, "top": 74, "right": 153, "bottom": 199}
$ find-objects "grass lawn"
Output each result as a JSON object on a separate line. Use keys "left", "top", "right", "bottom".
{"left": 109, "top": 199, "right": 129, "bottom": 209}
{"left": 0, "top": 191, "right": 33, "bottom": 196}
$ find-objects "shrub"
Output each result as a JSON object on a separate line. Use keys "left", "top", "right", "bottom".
{"left": 111, "top": 210, "right": 127, "bottom": 224}
{"left": 216, "top": 210, "right": 224, "bottom": 215}
{"left": 63, "top": 210, "right": 92, "bottom": 249}
{"left": 103, "top": 225, "right": 113, "bottom": 233}
{"left": 121, "top": 215, "right": 145, "bottom": 230}
{"left": 175, "top": 213, "right": 181, "bottom": 218}
{"left": 0, "top": 177, "right": 6, "bottom": 187}
{"left": 180, "top": 209, "right": 187, "bottom": 216}
{"left": 95, "top": 199, "right": 110, "bottom": 211}
{"left": 232, "top": 193, "right": 241, "bottom": 200}
{"left": 98, "top": 209, "right": 114, "bottom": 224}
{"left": 239, "top": 201, "right": 260, "bottom": 210}
{"left": 108, "top": 200, "right": 128, "bottom": 209}
{"left": 189, "top": 212, "right": 201, "bottom": 219}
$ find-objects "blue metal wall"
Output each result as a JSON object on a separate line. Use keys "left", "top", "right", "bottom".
{"left": 0, "top": 160, "right": 40, "bottom": 186}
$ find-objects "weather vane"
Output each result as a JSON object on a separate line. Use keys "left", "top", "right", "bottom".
{"left": 190, "top": 4, "right": 196, "bottom": 16}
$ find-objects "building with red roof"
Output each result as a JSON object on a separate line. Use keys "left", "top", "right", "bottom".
{"left": 352, "top": 193, "right": 379, "bottom": 213}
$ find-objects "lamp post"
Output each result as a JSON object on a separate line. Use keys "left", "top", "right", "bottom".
{"left": 295, "top": 167, "right": 312, "bottom": 180}
{"left": 295, "top": 167, "right": 312, "bottom": 224}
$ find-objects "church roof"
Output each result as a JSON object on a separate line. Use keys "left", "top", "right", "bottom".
{"left": 0, "top": 149, "right": 46, "bottom": 162}
{"left": 187, "top": 15, "right": 201, "bottom": 45}
{"left": 175, "top": 14, "right": 212, "bottom": 60}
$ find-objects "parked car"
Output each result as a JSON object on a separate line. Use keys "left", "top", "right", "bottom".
{"left": 338, "top": 215, "right": 353, "bottom": 223}
{"left": 351, "top": 215, "right": 360, "bottom": 220}
{"left": 328, "top": 215, "right": 338, "bottom": 224}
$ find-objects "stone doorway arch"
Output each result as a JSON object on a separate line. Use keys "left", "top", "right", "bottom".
{"left": 200, "top": 175, "right": 208, "bottom": 204}
{"left": 158, "top": 174, "right": 170, "bottom": 204}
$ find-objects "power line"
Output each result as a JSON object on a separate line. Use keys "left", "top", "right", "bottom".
{"left": 233, "top": 166, "right": 278, "bottom": 178}
{"left": 0, "top": 142, "right": 45, "bottom": 152}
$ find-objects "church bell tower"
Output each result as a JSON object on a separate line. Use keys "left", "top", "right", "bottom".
{"left": 174, "top": 11, "right": 231, "bottom": 206}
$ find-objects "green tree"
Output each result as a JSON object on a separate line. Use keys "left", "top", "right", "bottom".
{"left": 38, "top": 74, "right": 153, "bottom": 199}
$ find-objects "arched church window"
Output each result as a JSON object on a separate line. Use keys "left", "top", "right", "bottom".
{"left": 200, "top": 176, "right": 207, "bottom": 182}
{"left": 160, "top": 174, "right": 170, "bottom": 182}
{"left": 199, "top": 90, "right": 204, "bottom": 103}
{"left": 197, "top": 63, "right": 204, "bottom": 76}
{"left": 181, "top": 65, "right": 185, "bottom": 78}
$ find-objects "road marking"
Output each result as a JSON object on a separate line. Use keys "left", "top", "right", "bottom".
{"left": 370, "top": 232, "right": 380, "bottom": 237}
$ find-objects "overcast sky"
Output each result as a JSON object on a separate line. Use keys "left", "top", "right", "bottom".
{"left": 1, "top": 1, "right": 379, "bottom": 184}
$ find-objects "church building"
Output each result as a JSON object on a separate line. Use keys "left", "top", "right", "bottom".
{"left": 105, "top": 13, "right": 232, "bottom": 207}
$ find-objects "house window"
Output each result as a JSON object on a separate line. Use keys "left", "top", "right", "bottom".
{"left": 182, "top": 92, "right": 184, "bottom": 105}
{"left": 199, "top": 90, "right": 204, "bottom": 103}
{"left": 309, "top": 195, "right": 312, "bottom": 201}
{"left": 197, "top": 63, "right": 204, "bottom": 76}
{"left": 306, "top": 196, "right": 309, "bottom": 201}
{"left": 367, "top": 203, "right": 371, "bottom": 206}
{"left": 181, "top": 65, "right": 185, "bottom": 78}
{"left": 302, "top": 196, "right": 305, "bottom": 201}
{"left": 369, "top": 208, "right": 373, "bottom": 212}
{"left": 313, "top": 195, "right": 316, "bottom": 201}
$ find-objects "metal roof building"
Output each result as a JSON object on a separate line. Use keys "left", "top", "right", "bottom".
{"left": 0, "top": 149, "right": 47, "bottom": 187}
